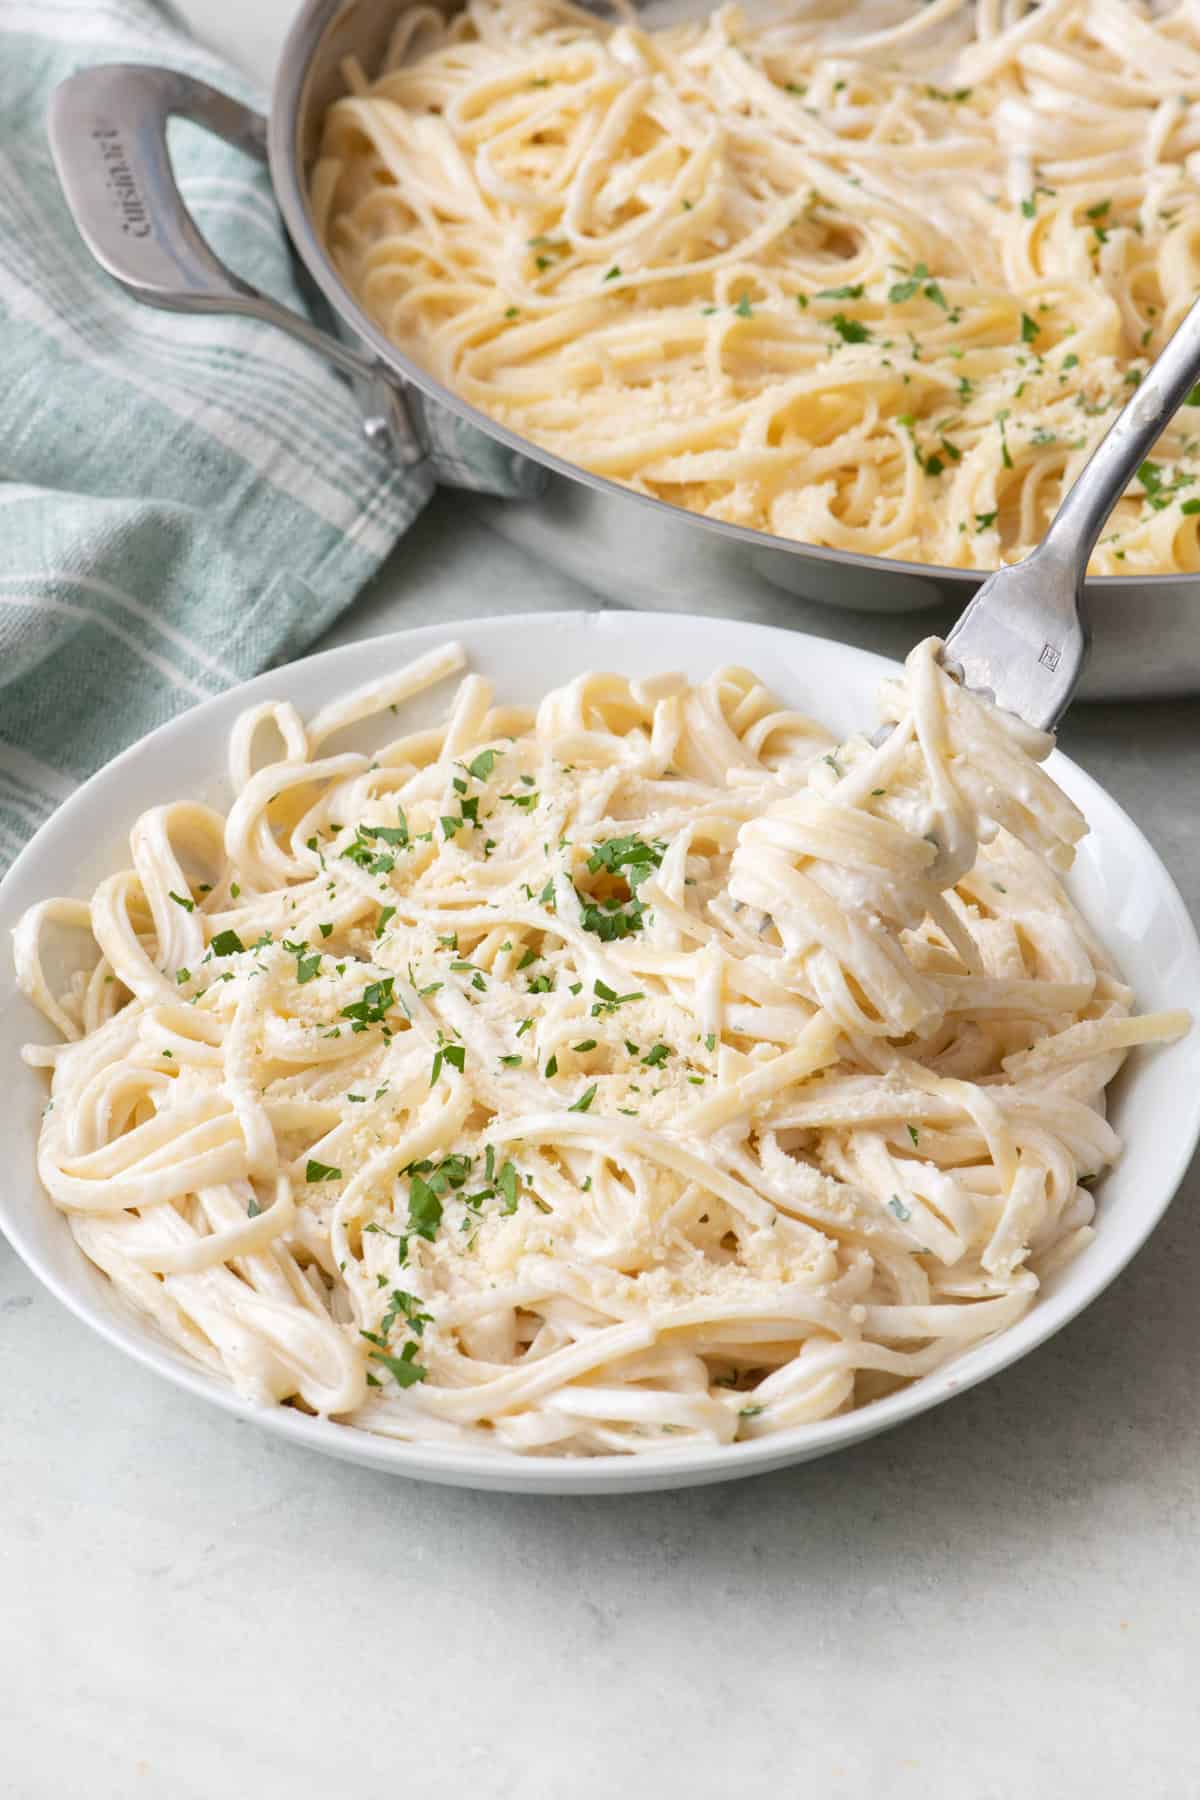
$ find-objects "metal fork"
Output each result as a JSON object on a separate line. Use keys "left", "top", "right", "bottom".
{"left": 940, "top": 296, "right": 1200, "bottom": 730}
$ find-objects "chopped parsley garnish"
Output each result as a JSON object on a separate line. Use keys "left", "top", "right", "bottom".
{"left": 831, "top": 312, "right": 871, "bottom": 343}
{"left": 907, "top": 1124, "right": 919, "bottom": 1147}
{"left": 591, "top": 979, "right": 644, "bottom": 1016}
{"left": 735, "top": 292, "right": 753, "bottom": 318}
{"left": 997, "top": 410, "right": 1013, "bottom": 470}
{"left": 545, "top": 1053, "right": 558, "bottom": 1077}
{"left": 341, "top": 976, "right": 395, "bottom": 1030}
{"left": 975, "top": 510, "right": 997, "bottom": 530}
{"left": 430, "top": 1040, "right": 466, "bottom": 1084}
{"left": 464, "top": 748, "right": 497, "bottom": 780}
{"left": 306, "top": 1159, "right": 342, "bottom": 1182}
{"left": 500, "top": 790, "right": 538, "bottom": 809}
{"left": 604, "top": 265, "right": 621, "bottom": 281}
{"left": 1139, "top": 460, "right": 1173, "bottom": 509}
{"left": 376, "top": 816, "right": 409, "bottom": 842}
{"left": 169, "top": 890, "right": 194, "bottom": 912}
{"left": 497, "top": 1161, "right": 519, "bottom": 1213}
{"left": 578, "top": 835, "right": 666, "bottom": 941}
{"left": 379, "top": 1288, "right": 432, "bottom": 1339}
{"left": 568, "top": 1083, "right": 597, "bottom": 1113}
{"left": 342, "top": 838, "right": 395, "bottom": 876}
{"left": 343, "top": 817, "right": 409, "bottom": 873}
{"left": 588, "top": 836, "right": 666, "bottom": 881}
{"left": 1020, "top": 183, "right": 1055, "bottom": 220}
{"left": 499, "top": 1054, "right": 523, "bottom": 1067}
{"left": 577, "top": 896, "right": 647, "bottom": 942}
{"left": 817, "top": 283, "right": 863, "bottom": 299}
{"left": 365, "top": 1340, "right": 427, "bottom": 1388}
{"left": 642, "top": 1044, "right": 671, "bottom": 1067}
{"left": 406, "top": 1173, "right": 444, "bottom": 1239}
{"left": 887, "top": 261, "right": 929, "bottom": 302}
{"left": 176, "top": 968, "right": 190, "bottom": 985}
{"left": 572, "top": 1039, "right": 597, "bottom": 1053}
{"left": 1020, "top": 311, "right": 1040, "bottom": 343}
{"left": 444, "top": 802, "right": 482, "bottom": 835}
{"left": 246, "top": 1196, "right": 262, "bottom": 1218}
{"left": 376, "top": 905, "right": 396, "bottom": 938}
{"left": 210, "top": 929, "right": 245, "bottom": 956}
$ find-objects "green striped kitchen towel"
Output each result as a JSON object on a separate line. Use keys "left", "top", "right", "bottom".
{"left": 0, "top": 0, "right": 535, "bottom": 873}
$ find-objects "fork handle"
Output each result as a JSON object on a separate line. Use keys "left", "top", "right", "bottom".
{"left": 1041, "top": 296, "right": 1200, "bottom": 569}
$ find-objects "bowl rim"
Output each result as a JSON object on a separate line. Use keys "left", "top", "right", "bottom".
{"left": 266, "top": 0, "right": 1200, "bottom": 598}
{"left": 1, "top": 609, "right": 1198, "bottom": 1493}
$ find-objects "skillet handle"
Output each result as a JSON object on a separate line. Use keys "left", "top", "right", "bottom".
{"left": 46, "top": 63, "right": 425, "bottom": 465}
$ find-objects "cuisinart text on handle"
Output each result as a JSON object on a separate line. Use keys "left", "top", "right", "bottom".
{"left": 92, "top": 124, "right": 150, "bottom": 238}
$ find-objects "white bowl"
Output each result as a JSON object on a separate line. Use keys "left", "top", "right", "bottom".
{"left": 2, "top": 612, "right": 1197, "bottom": 1494}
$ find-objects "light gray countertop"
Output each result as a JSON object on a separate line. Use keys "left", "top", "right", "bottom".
{"left": 4, "top": 6, "right": 1200, "bottom": 1796}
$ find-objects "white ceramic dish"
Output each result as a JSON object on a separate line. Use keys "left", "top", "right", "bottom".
{"left": 2, "top": 612, "right": 1198, "bottom": 1494}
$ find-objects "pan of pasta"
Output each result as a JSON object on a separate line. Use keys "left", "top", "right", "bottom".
{"left": 3, "top": 613, "right": 1198, "bottom": 1493}
{"left": 47, "top": 0, "right": 1200, "bottom": 697}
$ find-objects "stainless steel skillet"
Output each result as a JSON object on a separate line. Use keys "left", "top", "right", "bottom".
{"left": 46, "top": 0, "right": 1200, "bottom": 699}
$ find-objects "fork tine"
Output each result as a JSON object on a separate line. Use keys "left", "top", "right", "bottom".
{"left": 940, "top": 550, "right": 1089, "bottom": 731}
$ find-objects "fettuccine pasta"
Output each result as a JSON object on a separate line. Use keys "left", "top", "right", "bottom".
{"left": 13, "top": 641, "right": 1188, "bottom": 1455}
{"left": 313, "top": 0, "right": 1200, "bottom": 572}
